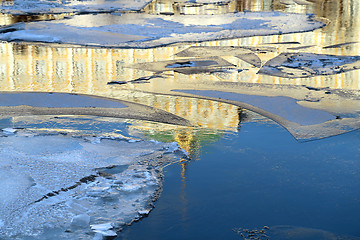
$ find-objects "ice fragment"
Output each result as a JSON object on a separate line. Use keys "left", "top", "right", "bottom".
{"left": 2, "top": 128, "right": 17, "bottom": 134}
{"left": 70, "top": 214, "right": 91, "bottom": 228}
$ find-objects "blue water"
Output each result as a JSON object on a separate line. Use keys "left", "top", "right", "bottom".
{"left": 118, "top": 121, "right": 360, "bottom": 239}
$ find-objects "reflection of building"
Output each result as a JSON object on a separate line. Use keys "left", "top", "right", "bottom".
{"left": 0, "top": 0, "right": 358, "bottom": 94}
{"left": 121, "top": 90, "right": 240, "bottom": 128}
{"left": 0, "top": 44, "right": 242, "bottom": 130}
{"left": 0, "top": 0, "right": 359, "bottom": 130}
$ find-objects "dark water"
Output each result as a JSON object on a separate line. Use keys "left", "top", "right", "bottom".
{"left": 118, "top": 121, "right": 360, "bottom": 240}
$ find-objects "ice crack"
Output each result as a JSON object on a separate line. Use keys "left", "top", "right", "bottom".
{"left": 33, "top": 174, "right": 98, "bottom": 204}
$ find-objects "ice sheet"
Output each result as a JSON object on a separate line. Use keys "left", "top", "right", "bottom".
{"left": 0, "top": 131, "right": 184, "bottom": 239}
{"left": 0, "top": 0, "right": 153, "bottom": 14}
{"left": 176, "top": 90, "right": 336, "bottom": 125}
{"left": 0, "top": 12, "right": 325, "bottom": 48}
{"left": 258, "top": 52, "right": 360, "bottom": 78}
{"left": 174, "top": 89, "right": 360, "bottom": 141}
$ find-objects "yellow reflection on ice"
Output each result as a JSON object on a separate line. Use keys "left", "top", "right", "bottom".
{"left": 0, "top": 0, "right": 359, "bottom": 133}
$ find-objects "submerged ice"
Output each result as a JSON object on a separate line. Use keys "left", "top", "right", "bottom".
{"left": 0, "top": 131, "right": 185, "bottom": 239}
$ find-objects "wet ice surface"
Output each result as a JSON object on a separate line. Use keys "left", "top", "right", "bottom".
{"left": 176, "top": 46, "right": 265, "bottom": 67}
{"left": 0, "top": 92, "right": 191, "bottom": 126}
{"left": 174, "top": 89, "right": 360, "bottom": 141}
{"left": 175, "top": 46, "right": 360, "bottom": 77}
{"left": 0, "top": 130, "right": 185, "bottom": 239}
{"left": 0, "top": 92, "right": 127, "bottom": 108}
{"left": 128, "top": 57, "right": 234, "bottom": 74}
{"left": 0, "top": 12, "right": 324, "bottom": 48}
{"left": 176, "top": 90, "right": 336, "bottom": 125}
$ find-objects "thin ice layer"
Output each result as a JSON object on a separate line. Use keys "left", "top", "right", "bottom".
{"left": 0, "top": 92, "right": 127, "bottom": 108}
{"left": 176, "top": 90, "right": 336, "bottom": 125}
{"left": 0, "top": 132, "right": 183, "bottom": 239}
{"left": 0, "top": 92, "right": 192, "bottom": 126}
{"left": 127, "top": 56, "right": 234, "bottom": 73}
{"left": 0, "top": 12, "right": 325, "bottom": 48}
{"left": 174, "top": 89, "right": 360, "bottom": 141}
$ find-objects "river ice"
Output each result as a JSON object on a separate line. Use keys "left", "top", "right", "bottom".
{"left": 0, "top": 0, "right": 153, "bottom": 14}
{"left": 0, "top": 12, "right": 325, "bottom": 48}
{"left": 0, "top": 130, "right": 185, "bottom": 239}
{"left": 258, "top": 53, "right": 360, "bottom": 78}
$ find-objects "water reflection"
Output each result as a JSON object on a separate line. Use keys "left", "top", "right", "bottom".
{"left": 143, "top": 0, "right": 239, "bottom": 15}
{"left": 0, "top": 0, "right": 359, "bottom": 239}
{"left": 0, "top": 0, "right": 359, "bottom": 132}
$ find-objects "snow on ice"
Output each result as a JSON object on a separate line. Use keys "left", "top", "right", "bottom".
{"left": 0, "top": 131, "right": 184, "bottom": 239}
{"left": 258, "top": 52, "right": 360, "bottom": 78}
{"left": 0, "top": 12, "right": 325, "bottom": 48}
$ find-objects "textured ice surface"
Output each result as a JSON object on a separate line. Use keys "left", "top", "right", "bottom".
{"left": 258, "top": 53, "right": 360, "bottom": 78}
{"left": 0, "top": 0, "right": 153, "bottom": 14}
{"left": 0, "top": 131, "right": 183, "bottom": 239}
{"left": 0, "top": 12, "right": 325, "bottom": 48}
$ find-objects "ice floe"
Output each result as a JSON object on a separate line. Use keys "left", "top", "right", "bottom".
{"left": 0, "top": 11, "right": 325, "bottom": 48}
{"left": 174, "top": 89, "right": 360, "bottom": 141}
{"left": 127, "top": 56, "right": 234, "bottom": 74}
{"left": 176, "top": 90, "right": 336, "bottom": 125}
{"left": 0, "top": 0, "right": 153, "bottom": 15}
{"left": 0, "top": 92, "right": 127, "bottom": 108}
{"left": 258, "top": 52, "right": 360, "bottom": 78}
{"left": 176, "top": 46, "right": 264, "bottom": 67}
{"left": 0, "top": 92, "right": 191, "bottom": 126}
{"left": 0, "top": 130, "right": 184, "bottom": 239}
